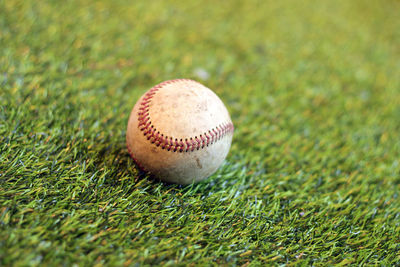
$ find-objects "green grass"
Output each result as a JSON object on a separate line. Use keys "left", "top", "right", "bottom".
{"left": 1, "top": 0, "right": 400, "bottom": 265}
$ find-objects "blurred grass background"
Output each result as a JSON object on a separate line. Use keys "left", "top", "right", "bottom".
{"left": 1, "top": 0, "right": 400, "bottom": 265}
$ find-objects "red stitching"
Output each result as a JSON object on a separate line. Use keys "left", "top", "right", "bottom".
{"left": 200, "top": 135, "right": 206, "bottom": 148}
{"left": 126, "top": 141, "right": 146, "bottom": 172}
{"left": 136, "top": 79, "right": 234, "bottom": 153}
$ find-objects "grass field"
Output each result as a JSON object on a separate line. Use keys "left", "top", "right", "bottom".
{"left": 1, "top": 0, "right": 400, "bottom": 265}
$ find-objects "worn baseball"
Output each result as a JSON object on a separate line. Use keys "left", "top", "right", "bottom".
{"left": 126, "top": 79, "right": 234, "bottom": 184}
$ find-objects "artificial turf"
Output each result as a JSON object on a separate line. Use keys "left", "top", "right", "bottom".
{"left": 1, "top": 0, "right": 400, "bottom": 265}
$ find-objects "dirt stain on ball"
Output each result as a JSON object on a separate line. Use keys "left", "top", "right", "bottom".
{"left": 195, "top": 157, "right": 203, "bottom": 169}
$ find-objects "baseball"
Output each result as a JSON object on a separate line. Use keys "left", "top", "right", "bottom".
{"left": 126, "top": 79, "right": 234, "bottom": 184}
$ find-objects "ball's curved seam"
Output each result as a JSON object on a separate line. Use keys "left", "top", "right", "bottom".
{"left": 136, "top": 79, "right": 234, "bottom": 153}
{"left": 126, "top": 141, "right": 147, "bottom": 172}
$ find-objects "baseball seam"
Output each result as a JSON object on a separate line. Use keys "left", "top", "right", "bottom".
{"left": 137, "top": 79, "right": 234, "bottom": 153}
{"left": 127, "top": 142, "right": 147, "bottom": 172}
